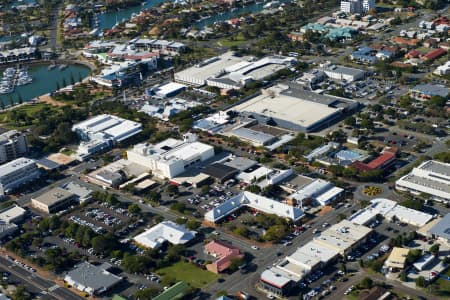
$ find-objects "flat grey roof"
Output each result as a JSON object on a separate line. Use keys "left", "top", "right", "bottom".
{"left": 323, "top": 65, "right": 365, "bottom": 77}
{"left": 411, "top": 84, "right": 449, "bottom": 97}
{"left": 32, "top": 187, "right": 74, "bottom": 206}
{"left": 429, "top": 214, "right": 450, "bottom": 240}
{"left": 224, "top": 157, "right": 258, "bottom": 171}
{"left": 419, "top": 160, "right": 450, "bottom": 177}
{"left": 231, "top": 127, "right": 275, "bottom": 144}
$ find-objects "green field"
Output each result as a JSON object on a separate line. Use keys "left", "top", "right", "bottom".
{"left": 218, "top": 33, "right": 248, "bottom": 47}
{"left": 432, "top": 269, "right": 450, "bottom": 298}
{"left": 156, "top": 261, "right": 218, "bottom": 288}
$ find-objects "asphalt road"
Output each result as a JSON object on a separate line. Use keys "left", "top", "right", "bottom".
{"left": 0, "top": 256, "right": 84, "bottom": 300}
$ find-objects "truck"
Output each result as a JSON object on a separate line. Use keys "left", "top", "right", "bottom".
{"left": 237, "top": 291, "right": 250, "bottom": 299}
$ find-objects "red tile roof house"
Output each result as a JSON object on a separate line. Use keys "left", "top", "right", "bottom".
{"left": 204, "top": 240, "right": 244, "bottom": 274}
{"left": 421, "top": 48, "right": 447, "bottom": 61}
{"left": 350, "top": 150, "right": 396, "bottom": 172}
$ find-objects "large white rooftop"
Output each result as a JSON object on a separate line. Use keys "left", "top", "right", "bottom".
{"left": 0, "top": 157, "right": 36, "bottom": 177}
{"left": 348, "top": 198, "right": 433, "bottom": 227}
{"left": 174, "top": 52, "right": 246, "bottom": 86}
{"left": 72, "top": 114, "right": 142, "bottom": 143}
{"left": 314, "top": 220, "right": 372, "bottom": 254}
{"left": 205, "top": 191, "right": 304, "bottom": 223}
{"left": 396, "top": 160, "right": 450, "bottom": 201}
{"left": 133, "top": 221, "right": 197, "bottom": 249}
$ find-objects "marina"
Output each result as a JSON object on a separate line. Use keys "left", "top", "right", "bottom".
{"left": 0, "top": 63, "right": 90, "bottom": 106}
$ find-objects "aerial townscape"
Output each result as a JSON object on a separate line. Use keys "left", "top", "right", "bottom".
{"left": 0, "top": 0, "right": 449, "bottom": 299}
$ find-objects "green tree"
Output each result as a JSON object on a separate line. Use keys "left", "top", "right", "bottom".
{"left": 12, "top": 285, "right": 31, "bottom": 300}
{"left": 359, "top": 277, "right": 373, "bottom": 289}
{"left": 128, "top": 203, "right": 141, "bottom": 215}
{"left": 165, "top": 184, "right": 179, "bottom": 195}
{"left": 229, "top": 257, "right": 245, "bottom": 272}
{"left": 399, "top": 272, "right": 408, "bottom": 282}
{"left": 105, "top": 193, "right": 120, "bottom": 207}
{"left": 185, "top": 219, "right": 201, "bottom": 230}
{"left": 91, "top": 234, "right": 117, "bottom": 255}
{"left": 264, "top": 225, "right": 288, "bottom": 242}
{"left": 344, "top": 116, "right": 356, "bottom": 127}
{"left": 170, "top": 202, "right": 186, "bottom": 213}
{"left": 201, "top": 185, "right": 211, "bottom": 195}
{"left": 245, "top": 185, "right": 261, "bottom": 194}
{"left": 429, "top": 243, "right": 440, "bottom": 255}
{"left": 415, "top": 276, "right": 426, "bottom": 287}
{"left": 147, "top": 190, "right": 161, "bottom": 203}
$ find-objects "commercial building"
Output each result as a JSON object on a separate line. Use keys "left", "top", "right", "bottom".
{"left": 205, "top": 55, "right": 296, "bottom": 90}
{"left": 31, "top": 187, "right": 76, "bottom": 214}
{"left": 231, "top": 83, "right": 358, "bottom": 132}
{"left": 0, "top": 223, "right": 18, "bottom": 240}
{"left": 340, "top": 0, "right": 375, "bottom": 14}
{"left": 409, "top": 84, "right": 450, "bottom": 101}
{"left": 434, "top": 61, "right": 450, "bottom": 76}
{"left": 72, "top": 114, "right": 142, "bottom": 159}
{"left": 260, "top": 240, "right": 339, "bottom": 296}
{"left": 126, "top": 134, "right": 214, "bottom": 179}
{"left": 64, "top": 262, "right": 122, "bottom": 295}
{"left": 348, "top": 198, "right": 433, "bottom": 227}
{"left": 201, "top": 163, "right": 239, "bottom": 183}
{"left": 133, "top": 221, "right": 196, "bottom": 249}
{"left": 193, "top": 112, "right": 230, "bottom": 134}
{"left": 140, "top": 98, "right": 200, "bottom": 121}
{"left": 350, "top": 148, "right": 397, "bottom": 172}
{"left": 61, "top": 182, "right": 92, "bottom": 203}
{"left": 205, "top": 191, "right": 304, "bottom": 223}
{"left": 314, "top": 220, "right": 372, "bottom": 255}
{"left": 146, "top": 82, "right": 186, "bottom": 99}
{"left": 385, "top": 247, "right": 409, "bottom": 270}
{"left": 428, "top": 214, "right": 450, "bottom": 246}
{"left": 0, "top": 205, "right": 26, "bottom": 224}
{"left": 319, "top": 63, "right": 365, "bottom": 82}
{"left": 0, "top": 47, "right": 37, "bottom": 64}
{"left": 0, "top": 158, "right": 41, "bottom": 196}
{"left": 395, "top": 160, "right": 450, "bottom": 202}
{"left": 174, "top": 52, "right": 246, "bottom": 87}
{"left": 174, "top": 52, "right": 296, "bottom": 89}
{"left": 73, "top": 114, "right": 142, "bottom": 143}
{"left": 205, "top": 240, "right": 244, "bottom": 274}
{"left": 289, "top": 177, "right": 344, "bottom": 206}
{"left": 0, "top": 130, "right": 28, "bottom": 164}
{"left": 229, "top": 127, "right": 277, "bottom": 147}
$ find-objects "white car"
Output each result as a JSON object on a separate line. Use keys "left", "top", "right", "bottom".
{"left": 267, "top": 294, "right": 275, "bottom": 299}
{"left": 251, "top": 245, "right": 259, "bottom": 250}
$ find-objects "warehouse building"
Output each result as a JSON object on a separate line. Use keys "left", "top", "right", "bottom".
{"left": 396, "top": 160, "right": 449, "bottom": 202}
{"left": 231, "top": 83, "right": 358, "bottom": 132}
{"left": 127, "top": 133, "right": 214, "bottom": 179}
{"left": 133, "top": 221, "right": 197, "bottom": 249}
{"left": 31, "top": 187, "right": 76, "bottom": 214}
{"left": 64, "top": 262, "right": 122, "bottom": 295}
{"left": 205, "top": 191, "right": 304, "bottom": 223}
{"left": 174, "top": 52, "right": 295, "bottom": 89}
{"left": 385, "top": 247, "right": 409, "bottom": 271}
{"left": 174, "top": 52, "right": 246, "bottom": 87}
{"left": 0, "top": 158, "right": 41, "bottom": 196}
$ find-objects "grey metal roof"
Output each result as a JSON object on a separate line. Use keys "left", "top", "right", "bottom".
{"left": 231, "top": 127, "right": 275, "bottom": 145}
{"left": 411, "top": 84, "right": 450, "bottom": 98}
{"left": 65, "top": 262, "right": 122, "bottom": 293}
{"left": 429, "top": 214, "right": 450, "bottom": 240}
{"left": 37, "top": 158, "right": 61, "bottom": 170}
{"left": 202, "top": 163, "right": 238, "bottom": 181}
{"left": 224, "top": 157, "right": 257, "bottom": 171}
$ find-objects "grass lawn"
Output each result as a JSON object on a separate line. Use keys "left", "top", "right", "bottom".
{"left": 156, "top": 261, "right": 218, "bottom": 288}
{"left": 432, "top": 268, "right": 450, "bottom": 298}
{"left": 0, "top": 103, "right": 53, "bottom": 124}
{"left": 218, "top": 32, "right": 248, "bottom": 47}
